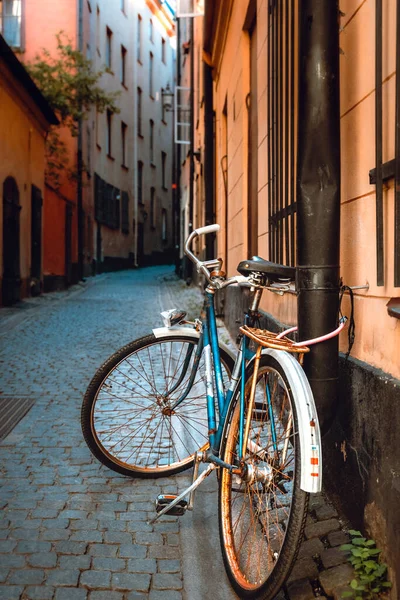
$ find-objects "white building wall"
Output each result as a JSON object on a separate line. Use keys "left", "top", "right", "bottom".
{"left": 83, "top": 0, "right": 175, "bottom": 269}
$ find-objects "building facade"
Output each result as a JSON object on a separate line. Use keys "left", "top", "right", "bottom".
{"left": 178, "top": 0, "right": 400, "bottom": 594}
{"left": 0, "top": 34, "right": 58, "bottom": 306}
{"left": 0, "top": 0, "right": 175, "bottom": 296}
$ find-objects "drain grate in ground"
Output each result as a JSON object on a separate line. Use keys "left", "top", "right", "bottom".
{"left": 0, "top": 397, "right": 35, "bottom": 440}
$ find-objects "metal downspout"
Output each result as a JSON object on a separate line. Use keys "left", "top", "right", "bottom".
{"left": 175, "top": 17, "right": 182, "bottom": 273}
{"left": 203, "top": 61, "right": 215, "bottom": 260}
{"left": 187, "top": 16, "right": 195, "bottom": 280}
{"left": 77, "top": 0, "right": 84, "bottom": 281}
{"left": 296, "top": 1, "right": 341, "bottom": 431}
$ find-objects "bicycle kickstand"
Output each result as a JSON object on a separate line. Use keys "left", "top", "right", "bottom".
{"left": 148, "top": 454, "right": 216, "bottom": 525}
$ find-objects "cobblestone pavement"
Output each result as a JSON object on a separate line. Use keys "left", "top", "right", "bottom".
{"left": 0, "top": 268, "right": 354, "bottom": 600}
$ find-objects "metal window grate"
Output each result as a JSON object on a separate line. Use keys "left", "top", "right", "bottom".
{"left": 369, "top": 0, "right": 400, "bottom": 286}
{"left": 0, "top": 397, "right": 34, "bottom": 441}
{"left": 267, "top": 0, "right": 297, "bottom": 267}
{"left": 94, "top": 173, "right": 121, "bottom": 230}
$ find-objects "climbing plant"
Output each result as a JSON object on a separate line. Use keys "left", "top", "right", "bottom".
{"left": 26, "top": 32, "right": 120, "bottom": 188}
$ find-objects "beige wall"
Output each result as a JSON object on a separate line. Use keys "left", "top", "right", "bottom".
{"left": 339, "top": 0, "right": 399, "bottom": 378}
{"left": 87, "top": 0, "right": 136, "bottom": 262}
{"left": 135, "top": 0, "right": 176, "bottom": 260}
{"left": 205, "top": 0, "right": 400, "bottom": 379}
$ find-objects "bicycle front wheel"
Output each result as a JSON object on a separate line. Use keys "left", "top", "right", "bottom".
{"left": 219, "top": 354, "right": 308, "bottom": 599}
{"left": 81, "top": 333, "right": 233, "bottom": 478}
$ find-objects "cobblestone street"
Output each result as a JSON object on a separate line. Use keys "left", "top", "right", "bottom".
{"left": 0, "top": 268, "right": 354, "bottom": 600}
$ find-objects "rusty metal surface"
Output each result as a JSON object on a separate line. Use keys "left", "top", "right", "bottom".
{"left": 240, "top": 326, "right": 310, "bottom": 354}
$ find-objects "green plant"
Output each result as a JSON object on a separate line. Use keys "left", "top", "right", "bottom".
{"left": 340, "top": 530, "right": 392, "bottom": 599}
{"left": 26, "top": 32, "right": 120, "bottom": 187}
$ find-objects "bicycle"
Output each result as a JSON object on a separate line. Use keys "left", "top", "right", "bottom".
{"left": 81, "top": 224, "right": 347, "bottom": 600}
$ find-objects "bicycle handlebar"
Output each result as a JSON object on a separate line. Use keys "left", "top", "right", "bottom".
{"left": 194, "top": 224, "right": 220, "bottom": 236}
{"left": 184, "top": 224, "right": 248, "bottom": 287}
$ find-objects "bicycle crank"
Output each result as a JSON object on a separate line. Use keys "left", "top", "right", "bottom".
{"left": 148, "top": 463, "right": 216, "bottom": 524}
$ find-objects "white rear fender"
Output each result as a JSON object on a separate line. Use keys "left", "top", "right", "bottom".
{"left": 152, "top": 326, "right": 200, "bottom": 339}
{"left": 261, "top": 348, "right": 322, "bottom": 493}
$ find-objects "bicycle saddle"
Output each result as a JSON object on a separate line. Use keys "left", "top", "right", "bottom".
{"left": 237, "top": 256, "right": 296, "bottom": 282}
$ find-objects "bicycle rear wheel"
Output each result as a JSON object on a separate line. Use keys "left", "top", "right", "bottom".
{"left": 81, "top": 333, "right": 233, "bottom": 478}
{"left": 219, "top": 354, "right": 308, "bottom": 599}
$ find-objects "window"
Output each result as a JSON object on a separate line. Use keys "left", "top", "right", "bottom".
{"left": 161, "top": 38, "right": 166, "bottom": 64}
{"left": 149, "top": 52, "right": 153, "bottom": 97}
{"left": 137, "top": 87, "right": 142, "bottom": 136}
{"left": 150, "top": 120, "right": 154, "bottom": 163}
{"left": 86, "top": 43, "right": 91, "bottom": 60}
{"left": 121, "top": 45, "right": 126, "bottom": 85}
{"left": 149, "top": 18, "right": 153, "bottom": 42}
{"left": 137, "top": 161, "right": 143, "bottom": 205}
{"left": 94, "top": 174, "right": 120, "bottom": 229}
{"left": 106, "top": 27, "right": 112, "bottom": 69}
{"left": 121, "top": 122, "right": 127, "bottom": 167}
{"left": 162, "top": 152, "right": 167, "bottom": 188}
{"left": 162, "top": 209, "right": 167, "bottom": 242}
{"left": 87, "top": 126, "right": 91, "bottom": 174}
{"left": 96, "top": 6, "right": 100, "bottom": 55}
{"left": 96, "top": 110, "right": 101, "bottom": 147}
{"left": 121, "top": 192, "right": 129, "bottom": 234}
{"left": 0, "top": 0, "right": 22, "bottom": 48}
{"left": 106, "top": 110, "right": 112, "bottom": 156}
{"left": 161, "top": 88, "right": 166, "bottom": 122}
{"left": 87, "top": 1, "right": 92, "bottom": 13}
{"left": 137, "top": 14, "right": 142, "bottom": 62}
{"left": 150, "top": 187, "right": 156, "bottom": 228}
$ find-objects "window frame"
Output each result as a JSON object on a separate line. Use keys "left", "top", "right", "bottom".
{"left": 150, "top": 120, "right": 154, "bottom": 164}
{"left": 137, "top": 14, "right": 142, "bottom": 63}
{"left": 105, "top": 26, "right": 112, "bottom": 69}
{"left": 161, "top": 37, "right": 166, "bottom": 64}
{"left": 162, "top": 208, "right": 167, "bottom": 242}
{"left": 121, "top": 121, "right": 128, "bottom": 168}
{"left": 137, "top": 161, "right": 143, "bottom": 205}
{"left": 106, "top": 110, "right": 113, "bottom": 158}
{"left": 120, "top": 44, "right": 127, "bottom": 86}
{"left": 96, "top": 5, "right": 101, "bottom": 56}
{"left": 149, "top": 51, "right": 154, "bottom": 98}
{"left": 150, "top": 187, "right": 156, "bottom": 229}
{"left": 0, "top": 0, "right": 23, "bottom": 49}
{"left": 137, "top": 87, "right": 143, "bottom": 137}
{"left": 161, "top": 151, "right": 167, "bottom": 189}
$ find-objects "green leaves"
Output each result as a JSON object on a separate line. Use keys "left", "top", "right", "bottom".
{"left": 25, "top": 32, "right": 121, "bottom": 188}
{"left": 340, "top": 531, "right": 391, "bottom": 599}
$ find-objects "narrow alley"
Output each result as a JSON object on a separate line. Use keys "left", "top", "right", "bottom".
{"left": 0, "top": 267, "right": 239, "bottom": 600}
{"left": 0, "top": 269, "right": 356, "bottom": 600}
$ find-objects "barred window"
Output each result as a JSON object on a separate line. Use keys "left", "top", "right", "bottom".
{"left": 94, "top": 173, "right": 120, "bottom": 230}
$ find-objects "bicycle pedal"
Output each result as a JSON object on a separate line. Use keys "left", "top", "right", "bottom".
{"left": 155, "top": 494, "right": 188, "bottom": 516}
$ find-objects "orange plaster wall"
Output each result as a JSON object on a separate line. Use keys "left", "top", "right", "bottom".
{"left": 214, "top": 2, "right": 250, "bottom": 277}
{"left": 0, "top": 55, "right": 50, "bottom": 301}
{"left": 338, "top": 0, "right": 400, "bottom": 378}
{"left": 20, "top": 0, "right": 79, "bottom": 277}
{"left": 214, "top": 0, "right": 400, "bottom": 379}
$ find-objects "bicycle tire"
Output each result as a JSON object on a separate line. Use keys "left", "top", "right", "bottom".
{"left": 81, "top": 332, "right": 234, "bottom": 478}
{"left": 218, "top": 353, "right": 308, "bottom": 599}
